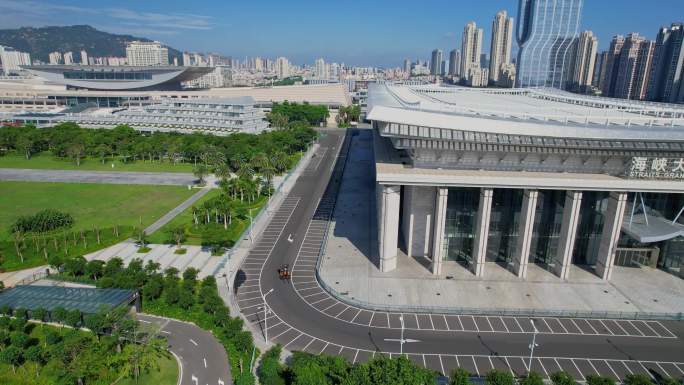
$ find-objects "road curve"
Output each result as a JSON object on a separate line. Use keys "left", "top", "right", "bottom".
{"left": 234, "top": 129, "right": 684, "bottom": 379}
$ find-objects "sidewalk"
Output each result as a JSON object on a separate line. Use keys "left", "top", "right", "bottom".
{"left": 319, "top": 129, "right": 684, "bottom": 316}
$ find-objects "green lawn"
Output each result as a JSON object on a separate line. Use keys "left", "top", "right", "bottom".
{"left": 0, "top": 152, "right": 194, "bottom": 173}
{"left": 0, "top": 181, "right": 194, "bottom": 271}
{"left": 117, "top": 354, "right": 178, "bottom": 385}
{"left": 147, "top": 190, "right": 267, "bottom": 247}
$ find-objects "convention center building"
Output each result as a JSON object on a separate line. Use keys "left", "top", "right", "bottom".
{"left": 367, "top": 84, "right": 684, "bottom": 281}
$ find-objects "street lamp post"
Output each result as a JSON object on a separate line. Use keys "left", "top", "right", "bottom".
{"left": 528, "top": 319, "right": 539, "bottom": 373}
{"left": 248, "top": 208, "right": 254, "bottom": 244}
{"left": 261, "top": 288, "right": 274, "bottom": 342}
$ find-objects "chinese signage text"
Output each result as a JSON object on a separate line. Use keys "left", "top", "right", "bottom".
{"left": 628, "top": 157, "right": 684, "bottom": 180}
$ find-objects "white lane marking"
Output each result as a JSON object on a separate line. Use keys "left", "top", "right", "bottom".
{"left": 500, "top": 317, "right": 510, "bottom": 333}
{"left": 161, "top": 330, "right": 171, "bottom": 334}
{"left": 439, "top": 355, "right": 445, "bottom": 375}
{"left": 627, "top": 320, "right": 645, "bottom": 336}
{"left": 605, "top": 360, "right": 621, "bottom": 379}
{"left": 319, "top": 342, "right": 329, "bottom": 354}
{"left": 191, "top": 374, "right": 198, "bottom": 385}
{"left": 569, "top": 319, "right": 583, "bottom": 334}
{"left": 302, "top": 338, "right": 316, "bottom": 352}
{"left": 598, "top": 319, "right": 615, "bottom": 335}
{"left": 654, "top": 321, "right": 677, "bottom": 338}
{"left": 583, "top": 319, "right": 599, "bottom": 334}
{"left": 540, "top": 318, "right": 553, "bottom": 333}
{"left": 140, "top": 320, "right": 151, "bottom": 324}
{"left": 170, "top": 350, "right": 183, "bottom": 385}
{"left": 472, "top": 316, "right": 479, "bottom": 332}
{"left": 472, "top": 356, "right": 480, "bottom": 376}
{"left": 283, "top": 332, "right": 303, "bottom": 349}
{"left": 353, "top": 350, "right": 359, "bottom": 364}
{"left": 673, "top": 363, "right": 684, "bottom": 375}
{"left": 513, "top": 317, "right": 524, "bottom": 333}
{"left": 368, "top": 312, "right": 375, "bottom": 327}
{"left": 612, "top": 320, "right": 629, "bottom": 335}
{"left": 537, "top": 358, "right": 550, "bottom": 379}
{"left": 443, "top": 315, "right": 450, "bottom": 331}
{"left": 485, "top": 316, "right": 495, "bottom": 331}
{"left": 456, "top": 315, "right": 465, "bottom": 331}
{"left": 189, "top": 339, "right": 198, "bottom": 346}
{"left": 203, "top": 358, "right": 207, "bottom": 368}
{"left": 504, "top": 357, "right": 514, "bottom": 376}
{"left": 638, "top": 362, "right": 656, "bottom": 380}
{"left": 587, "top": 359, "right": 601, "bottom": 375}
{"left": 350, "top": 309, "right": 362, "bottom": 323}
{"left": 566, "top": 359, "right": 585, "bottom": 381}
{"left": 622, "top": 360, "right": 634, "bottom": 375}
{"left": 555, "top": 318, "right": 569, "bottom": 334}
{"left": 429, "top": 314, "right": 435, "bottom": 330}
{"left": 488, "top": 356, "right": 494, "bottom": 371}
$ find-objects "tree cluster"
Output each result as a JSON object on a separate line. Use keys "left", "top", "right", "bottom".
{"left": 11, "top": 209, "right": 74, "bottom": 234}
{"left": 0, "top": 122, "right": 317, "bottom": 168}
{"left": 54, "top": 256, "right": 257, "bottom": 385}
{"left": 267, "top": 101, "right": 330, "bottom": 129}
{"left": 336, "top": 105, "right": 361, "bottom": 127}
{"left": 0, "top": 304, "right": 168, "bottom": 384}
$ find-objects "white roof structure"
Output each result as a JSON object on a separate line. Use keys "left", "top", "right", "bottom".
{"left": 367, "top": 84, "right": 684, "bottom": 142}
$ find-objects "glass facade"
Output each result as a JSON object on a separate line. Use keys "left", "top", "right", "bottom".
{"left": 486, "top": 189, "right": 523, "bottom": 263}
{"left": 441, "top": 186, "right": 684, "bottom": 277}
{"left": 63, "top": 71, "right": 153, "bottom": 80}
{"left": 572, "top": 191, "right": 608, "bottom": 265}
{"left": 529, "top": 190, "right": 565, "bottom": 265}
{"left": 443, "top": 188, "right": 479, "bottom": 265}
{"left": 516, "top": 0, "right": 583, "bottom": 89}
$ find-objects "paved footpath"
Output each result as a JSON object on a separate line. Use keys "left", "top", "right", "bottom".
{"left": 0, "top": 168, "right": 195, "bottom": 185}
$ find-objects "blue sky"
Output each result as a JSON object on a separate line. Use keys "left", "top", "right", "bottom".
{"left": 0, "top": 0, "right": 681, "bottom": 67}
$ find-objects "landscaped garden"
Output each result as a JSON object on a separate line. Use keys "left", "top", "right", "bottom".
{"left": 0, "top": 305, "right": 174, "bottom": 385}
{"left": 0, "top": 181, "right": 194, "bottom": 271}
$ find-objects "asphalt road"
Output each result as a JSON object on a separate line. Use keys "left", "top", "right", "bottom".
{"left": 138, "top": 313, "right": 231, "bottom": 385}
{"left": 234, "top": 129, "right": 684, "bottom": 380}
{"left": 0, "top": 168, "right": 196, "bottom": 185}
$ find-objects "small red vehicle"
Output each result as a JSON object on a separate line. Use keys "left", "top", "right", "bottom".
{"left": 278, "top": 264, "right": 291, "bottom": 280}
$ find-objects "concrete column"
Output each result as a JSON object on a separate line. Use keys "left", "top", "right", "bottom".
{"left": 472, "top": 188, "right": 493, "bottom": 277}
{"left": 596, "top": 192, "right": 628, "bottom": 281}
{"left": 378, "top": 184, "right": 401, "bottom": 272}
{"left": 430, "top": 188, "right": 449, "bottom": 275}
{"left": 512, "top": 190, "right": 538, "bottom": 278}
{"left": 401, "top": 186, "right": 436, "bottom": 259}
{"left": 553, "top": 191, "right": 583, "bottom": 280}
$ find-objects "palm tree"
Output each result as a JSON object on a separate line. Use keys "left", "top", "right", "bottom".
{"left": 271, "top": 151, "right": 289, "bottom": 173}
{"left": 11, "top": 231, "right": 25, "bottom": 263}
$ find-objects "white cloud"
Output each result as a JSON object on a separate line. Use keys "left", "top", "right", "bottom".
{"left": 0, "top": 0, "right": 214, "bottom": 33}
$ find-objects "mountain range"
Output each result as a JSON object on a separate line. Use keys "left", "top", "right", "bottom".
{"left": 0, "top": 25, "right": 182, "bottom": 64}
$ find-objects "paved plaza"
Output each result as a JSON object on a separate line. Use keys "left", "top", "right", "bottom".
{"left": 319, "top": 129, "right": 684, "bottom": 315}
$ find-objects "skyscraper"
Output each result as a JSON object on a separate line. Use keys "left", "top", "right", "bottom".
{"left": 430, "top": 49, "right": 443, "bottom": 76}
{"left": 448, "top": 49, "right": 461, "bottom": 77}
{"left": 0, "top": 45, "right": 31, "bottom": 75}
{"left": 461, "top": 22, "right": 484, "bottom": 82}
{"left": 515, "top": 0, "right": 583, "bottom": 89}
{"left": 601, "top": 35, "right": 626, "bottom": 96}
{"left": 571, "top": 31, "right": 598, "bottom": 91}
{"left": 613, "top": 34, "right": 654, "bottom": 100}
{"left": 602, "top": 34, "right": 655, "bottom": 100}
{"left": 647, "top": 23, "right": 684, "bottom": 103}
{"left": 276, "top": 57, "right": 290, "bottom": 79}
{"left": 403, "top": 59, "right": 412, "bottom": 75}
{"left": 315, "top": 58, "right": 327, "bottom": 78}
{"left": 489, "top": 10, "right": 514, "bottom": 84}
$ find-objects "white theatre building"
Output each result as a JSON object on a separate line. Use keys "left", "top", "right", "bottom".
{"left": 367, "top": 84, "right": 684, "bottom": 281}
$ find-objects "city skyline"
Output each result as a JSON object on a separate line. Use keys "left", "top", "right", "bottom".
{"left": 0, "top": 0, "right": 681, "bottom": 67}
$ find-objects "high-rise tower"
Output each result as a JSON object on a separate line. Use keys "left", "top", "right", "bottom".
{"left": 489, "top": 10, "right": 514, "bottom": 84}
{"left": 516, "top": 0, "right": 583, "bottom": 89}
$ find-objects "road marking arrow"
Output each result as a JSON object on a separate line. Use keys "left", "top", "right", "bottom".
{"left": 191, "top": 374, "right": 198, "bottom": 385}
{"left": 204, "top": 357, "right": 207, "bottom": 368}
{"left": 287, "top": 234, "right": 293, "bottom": 243}
{"left": 218, "top": 380, "right": 225, "bottom": 385}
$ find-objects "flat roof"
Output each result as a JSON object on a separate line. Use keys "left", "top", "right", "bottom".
{"left": 0, "top": 83, "right": 351, "bottom": 107}
{"left": 0, "top": 285, "right": 136, "bottom": 314}
{"left": 367, "top": 84, "right": 684, "bottom": 142}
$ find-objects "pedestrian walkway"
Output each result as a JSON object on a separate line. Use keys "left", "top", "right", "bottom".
{"left": 85, "top": 242, "right": 220, "bottom": 278}
{"left": 318, "top": 129, "right": 684, "bottom": 316}
{"left": 0, "top": 168, "right": 196, "bottom": 185}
